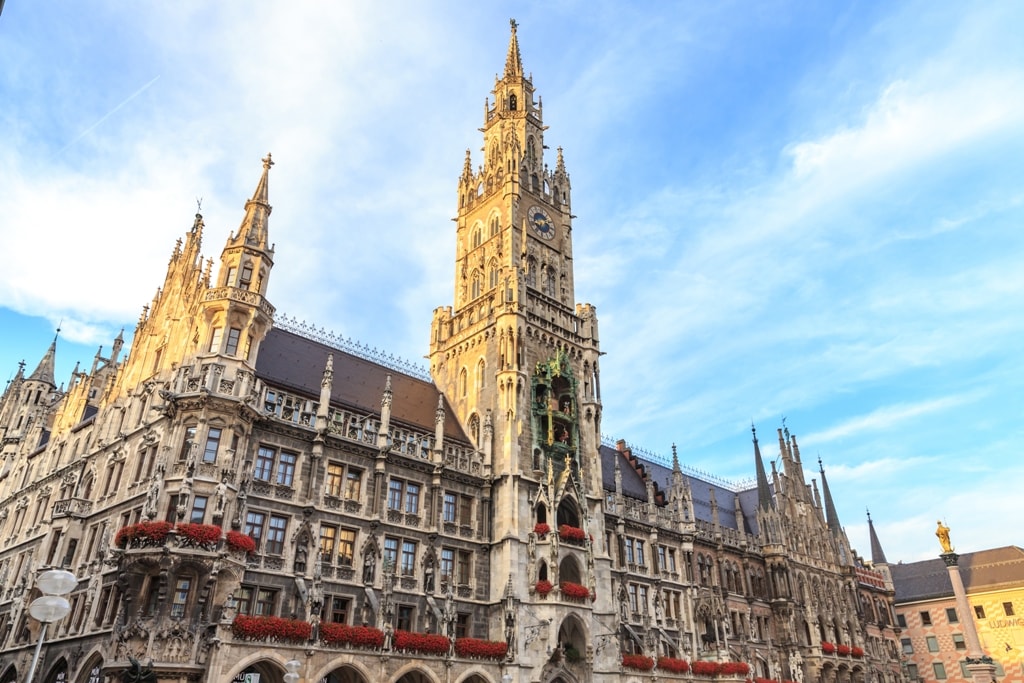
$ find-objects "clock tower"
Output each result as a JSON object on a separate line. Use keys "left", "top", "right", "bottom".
{"left": 429, "top": 20, "right": 612, "bottom": 677}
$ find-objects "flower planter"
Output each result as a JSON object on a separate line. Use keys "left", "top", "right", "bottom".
{"left": 115, "top": 521, "right": 173, "bottom": 548}
{"left": 320, "top": 623, "right": 384, "bottom": 649}
{"left": 657, "top": 657, "right": 690, "bottom": 673}
{"left": 535, "top": 579, "right": 553, "bottom": 596}
{"left": 394, "top": 630, "right": 450, "bottom": 656}
{"left": 622, "top": 654, "right": 655, "bottom": 671}
{"left": 176, "top": 523, "right": 222, "bottom": 550}
{"left": 455, "top": 638, "right": 508, "bottom": 660}
{"left": 559, "top": 581, "right": 590, "bottom": 601}
{"left": 558, "top": 524, "right": 586, "bottom": 543}
{"left": 225, "top": 530, "right": 257, "bottom": 554}
{"left": 821, "top": 641, "right": 836, "bottom": 655}
{"left": 534, "top": 522, "right": 551, "bottom": 537}
{"left": 232, "top": 615, "right": 311, "bottom": 643}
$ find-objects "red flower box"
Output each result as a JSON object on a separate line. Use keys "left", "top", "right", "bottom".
{"left": 320, "top": 623, "right": 384, "bottom": 649}
{"left": 851, "top": 646, "right": 864, "bottom": 658}
{"left": 394, "top": 630, "right": 450, "bottom": 656}
{"left": 720, "top": 662, "right": 750, "bottom": 676}
{"left": 535, "top": 580, "right": 553, "bottom": 596}
{"left": 837, "top": 644, "right": 851, "bottom": 656}
{"left": 176, "top": 523, "right": 222, "bottom": 549}
{"left": 622, "top": 654, "right": 655, "bottom": 671}
{"left": 658, "top": 657, "right": 690, "bottom": 673}
{"left": 558, "top": 524, "right": 586, "bottom": 542}
{"left": 559, "top": 581, "right": 590, "bottom": 601}
{"left": 754, "top": 678, "right": 780, "bottom": 683}
{"left": 225, "top": 530, "right": 257, "bottom": 554}
{"left": 455, "top": 637, "right": 508, "bottom": 660}
{"left": 232, "top": 615, "right": 311, "bottom": 643}
{"left": 534, "top": 522, "right": 551, "bottom": 537}
{"left": 115, "top": 521, "right": 173, "bottom": 548}
{"left": 821, "top": 641, "right": 836, "bottom": 654}
{"left": 692, "top": 661, "right": 720, "bottom": 676}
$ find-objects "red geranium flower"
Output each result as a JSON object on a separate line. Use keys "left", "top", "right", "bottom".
{"left": 232, "top": 615, "right": 311, "bottom": 643}
{"left": 657, "top": 656, "right": 690, "bottom": 673}
{"left": 558, "top": 524, "right": 586, "bottom": 542}
{"left": 692, "top": 661, "right": 721, "bottom": 676}
{"left": 321, "top": 623, "right": 385, "bottom": 649}
{"left": 821, "top": 641, "right": 836, "bottom": 654}
{"left": 837, "top": 644, "right": 851, "bottom": 656}
{"left": 534, "top": 522, "right": 551, "bottom": 536}
{"left": 176, "top": 523, "right": 222, "bottom": 549}
{"left": 622, "top": 654, "right": 655, "bottom": 671}
{"left": 851, "top": 646, "right": 864, "bottom": 658}
{"left": 226, "top": 530, "right": 257, "bottom": 554}
{"left": 394, "top": 630, "right": 450, "bottom": 656}
{"left": 455, "top": 638, "right": 508, "bottom": 660}
{"left": 559, "top": 581, "right": 590, "bottom": 601}
{"left": 535, "top": 579, "right": 553, "bottom": 595}
{"left": 720, "top": 662, "right": 750, "bottom": 676}
{"left": 115, "top": 521, "right": 173, "bottom": 548}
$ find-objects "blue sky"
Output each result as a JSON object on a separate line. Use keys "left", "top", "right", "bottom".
{"left": 1, "top": 2, "right": 1022, "bottom": 563}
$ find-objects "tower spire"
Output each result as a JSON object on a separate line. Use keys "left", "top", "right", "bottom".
{"left": 28, "top": 333, "right": 58, "bottom": 386}
{"left": 819, "top": 457, "right": 842, "bottom": 534}
{"left": 230, "top": 153, "right": 274, "bottom": 252}
{"left": 753, "top": 424, "right": 773, "bottom": 511}
{"left": 867, "top": 510, "right": 888, "bottom": 565}
{"left": 504, "top": 18, "right": 523, "bottom": 78}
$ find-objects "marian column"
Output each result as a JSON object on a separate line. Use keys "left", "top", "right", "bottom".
{"left": 936, "top": 521, "right": 999, "bottom": 683}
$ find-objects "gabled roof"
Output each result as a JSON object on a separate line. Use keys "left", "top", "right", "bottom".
{"left": 256, "top": 327, "right": 470, "bottom": 442}
{"left": 599, "top": 444, "right": 760, "bottom": 535}
{"left": 890, "top": 546, "right": 1024, "bottom": 603}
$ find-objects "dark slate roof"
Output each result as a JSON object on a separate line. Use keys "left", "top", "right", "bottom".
{"left": 256, "top": 327, "right": 469, "bottom": 442}
{"left": 599, "top": 444, "right": 760, "bottom": 535}
{"left": 890, "top": 546, "right": 1024, "bottom": 603}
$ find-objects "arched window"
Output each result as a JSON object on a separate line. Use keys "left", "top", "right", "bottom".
{"left": 468, "top": 413, "right": 480, "bottom": 444}
{"left": 471, "top": 226, "right": 482, "bottom": 249}
{"left": 470, "top": 271, "right": 482, "bottom": 300}
{"left": 526, "top": 257, "right": 537, "bottom": 288}
{"left": 509, "top": 94, "right": 517, "bottom": 111}
{"left": 488, "top": 260, "right": 499, "bottom": 289}
{"left": 489, "top": 215, "right": 500, "bottom": 237}
{"left": 475, "top": 359, "right": 486, "bottom": 394}
{"left": 458, "top": 369, "right": 468, "bottom": 397}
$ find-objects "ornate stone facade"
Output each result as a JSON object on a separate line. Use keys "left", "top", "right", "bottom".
{"left": 0, "top": 22, "right": 903, "bottom": 683}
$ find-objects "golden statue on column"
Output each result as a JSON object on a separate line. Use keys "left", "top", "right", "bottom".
{"left": 935, "top": 520, "right": 953, "bottom": 554}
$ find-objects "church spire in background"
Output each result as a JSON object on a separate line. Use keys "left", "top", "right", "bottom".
{"left": 504, "top": 19, "right": 523, "bottom": 78}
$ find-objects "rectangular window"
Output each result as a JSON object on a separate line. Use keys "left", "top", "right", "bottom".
{"left": 952, "top": 634, "right": 966, "bottom": 650}
{"left": 255, "top": 588, "right": 276, "bottom": 616}
{"left": 180, "top": 426, "right": 197, "bottom": 461}
{"left": 974, "top": 605, "right": 986, "bottom": 618}
{"left": 933, "top": 662, "right": 947, "bottom": 680}
{"left": 625, "top": 538, "right": 635, "bottom": 564}
{"left": 266, "top": 515, "right": 287, "bottom": 554}
{"left": 636, "top": 540, "right": 646, "bottom": 566}
{"left": 254, "top": 446, "right": 275, "bottom": 481}
{"left": 405, "top": 483, "right": 420, "bottom": 514}
{"left": 276, "top": 451, "right": 297, "bottom": 486}
{"left": 1003, "top": 602, "right": 1015, "bottom": 616}
{"left": 456, "top": 612, "right": 470, "bottom": 638}
{"left": 897, "top": 613, "right": 907, "bottom": 627}
{"left": 383, "top": 537, "right": 399, "bottom": 571}
{"left": 320, "top": 525, "right": 337, "bottom": 559}
{"left": 401, "top": 540, "right": 417, "bottom": 575}
{"left": 209, "top": 328, "right": 223, "bottom": 353}
{"left": 344, "top": 468, "right": 362, "bottom": 500}
{"left": 225, "top": 266, "right": 237, "bottom": 287}
{"left": 443, "top": 492, "right": 457, "bottom": 522}
{"left": 946, "top": 607, "right": 958, "bottom": 623}
{"left": 901, "top": 638, "right": 913, "bottom": 654}
{"left": 190, "top": 496, "right": 208, "bottom": 524}
{"left": 225, "top": 328, "right": 241, "bottom": 356}
{"left": 459, "top": 495, "right": 472, "bottom": 526}
{"left": 338, "top": 529, "right": 356, "bottom": 566}
{"left": 388, "top": 481, "right": 404, "bottom": 511}
{"left": 906, "top": 664, "right": 918, "bottom": 680}
{"left": 237, "top": 586, "right": 254, "bottom": 615}
{"left": 396, "top": 605, "right": 414, "bottom": 632}
{"left": 440, "top": 548, "right": 455, "bottom": 580}
{"left": 457, "top": 550, "right": 471, "bottom": 585}
{"left": 920, "top": 610, "right": 932, "bottom": 625}
{"left": 245, "top": 512, "right": 266, "bottom": 547}
{"left": 628, "top": 584, "right": 638, "bottom": 612}
{"left": 326, "top": 463, "right": 344, "bottom": 497}
{"left": 329, "top": 596, "right": 350, "bottom": 624}
{"left": 658, "top": 546, "right": 667, "bottom": 572}
{"left": 203, "top": 428, "right": 221, "bottom": 463}
{"left": 927, "top": 636, "right": 939, "bottom": 652}
{"left": 638, "top": 585, "right": 649, "bottom": 611}
{"left": 170, "top": 578, "right": 191, "bottom": 619}
{"left": 240, "top": 264, "right": 253, "bottom": 287}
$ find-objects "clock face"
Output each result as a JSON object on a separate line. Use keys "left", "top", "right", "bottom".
{"left": 528, "top": 207, "right": 555, "bottom": 240}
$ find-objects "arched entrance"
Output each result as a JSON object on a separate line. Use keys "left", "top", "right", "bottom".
{"left": 320, "top": 665, "right": 369, "bottom": 683}
{"left": 394, "top": 671, "right": 435, "bottom": 683}
{"left": 44, "top": 658, "right": 69, "bottom": 683}
{"left": 0, "top": 665, "right": 17, "bottom": 683}
{"left": 234, "top": 660, "right": 287, "bottom": 683}
{"left": 76, "top": 654, "right": 104, "bottom": 683}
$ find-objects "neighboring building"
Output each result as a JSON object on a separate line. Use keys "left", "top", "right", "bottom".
{"left": 0, "top": 22, "right": 904, "bottom": 683}
{"left": 891, "top": 546, "right": 1024, "bottom": 683}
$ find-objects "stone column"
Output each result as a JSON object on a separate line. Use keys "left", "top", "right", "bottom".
{"left": 941, "top": 552, "right": 999, "bottom": 683}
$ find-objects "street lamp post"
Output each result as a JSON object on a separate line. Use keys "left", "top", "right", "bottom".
{"left": 26, "top": 569, "right": 79, "bottom": 683}
{"left": 283, "top": 659, "right": 301, "bottom": 683}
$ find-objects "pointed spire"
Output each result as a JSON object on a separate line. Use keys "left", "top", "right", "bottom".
{"left": 231, "top": 153, "right": 274, "bottom": 252}
{"left": 504, "top": 19, "right": 523, "bottom": 78}
{"left": 867, "top": 510, "right": 888, "bottom": 565}
{"left": 671, "top": 443, "right": 680, "bottom": 472}
{"left": 462, "top": 149, "right": 473, "bottom": 180}
{"left": 28, "top": 334, "right": 58, "bottom": 386}
{"left": 753, "top": 425, "right": 773, "bottom": 511}
{"left": 819, "top": 457, "right": 842, "bottom": 534}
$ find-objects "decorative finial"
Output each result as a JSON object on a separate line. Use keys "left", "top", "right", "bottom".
{"left": 262, "top": 153, "right": 274, "bottom": 170}
{"left": 510, "top": 18, "right": 517, "bottom": 31}
{"left": 196, "top": 197, "right": 203, "bottom": 212}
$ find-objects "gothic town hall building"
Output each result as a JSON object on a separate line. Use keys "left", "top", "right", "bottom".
{"left": 0, "top": 23, "right": 904, "bottom": 683}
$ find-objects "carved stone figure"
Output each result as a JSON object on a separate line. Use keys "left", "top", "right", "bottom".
{"left": 935, "top": 520, "right": 953, "bottom": 554}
